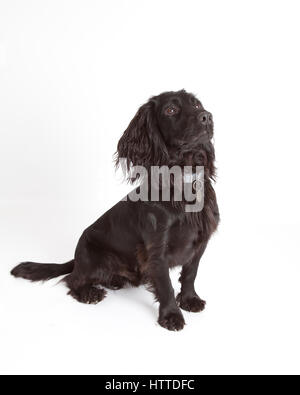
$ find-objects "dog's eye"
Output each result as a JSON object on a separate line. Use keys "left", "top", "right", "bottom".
{"left": 194, "top": 103, "right": 201, "bottom": 109}
{"left": 165, "top": 106, "right": 179, "bottom": 116}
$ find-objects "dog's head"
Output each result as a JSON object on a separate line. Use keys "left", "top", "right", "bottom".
{"left": 116, "top": 90, "right": 214, "bottom": 175}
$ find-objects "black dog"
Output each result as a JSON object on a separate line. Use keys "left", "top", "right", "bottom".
{"left": 11, "top": 90, "right": 219, "bottom": 331}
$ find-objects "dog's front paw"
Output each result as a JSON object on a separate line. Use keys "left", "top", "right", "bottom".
{"left": 158, "top": 309, "right": 185, "bottom": 331}
{"left": 176, "top": 292, "right": 206, "bottom": 312}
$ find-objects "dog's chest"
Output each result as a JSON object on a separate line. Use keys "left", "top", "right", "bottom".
{"left": 166, "top": 222, "right": 203, "bottom": 267}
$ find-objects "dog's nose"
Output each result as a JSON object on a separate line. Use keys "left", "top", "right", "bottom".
{"left": 199, "top": 111, "right": 213, "bottom": 126}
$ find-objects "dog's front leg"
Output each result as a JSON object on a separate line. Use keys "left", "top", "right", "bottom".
{"left": 176, "top": 242, "right": 207, "bottom": 312}
{"left": 148, "top": 249, "right": 185, "bottom": 331}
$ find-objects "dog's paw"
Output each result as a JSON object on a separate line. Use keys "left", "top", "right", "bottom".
{"left": 69, "top": 286, "right": 107, "bottom": 304}
{"left": 158, "top": 309, "right": 185, "bottom": 331}
{"left": 176, "top": 292, "right": 206, "bottom": 312}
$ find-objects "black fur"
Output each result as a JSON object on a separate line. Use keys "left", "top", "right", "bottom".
{"left": 11, "top": 90, "right": 219, "bottom": 331}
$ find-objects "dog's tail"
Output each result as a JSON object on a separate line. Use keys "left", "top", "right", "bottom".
{"left": 11, "top": 260, "right": 74, "bottom": 282}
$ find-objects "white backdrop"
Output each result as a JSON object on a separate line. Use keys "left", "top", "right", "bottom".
{"left": 1, "top": 0, "right": 300, "bottom": 375}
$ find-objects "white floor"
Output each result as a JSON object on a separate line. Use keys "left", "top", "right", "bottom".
{"left": 1, "top": 199, "right": 299, "bottom": 375}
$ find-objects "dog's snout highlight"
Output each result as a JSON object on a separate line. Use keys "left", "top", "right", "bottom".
{"left": 199, "top": 111, "right": 213, "bottom": 126}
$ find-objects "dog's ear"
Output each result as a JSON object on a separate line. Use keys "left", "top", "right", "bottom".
{"left": 116, "top": 100, "right": 168, "bottom": 180}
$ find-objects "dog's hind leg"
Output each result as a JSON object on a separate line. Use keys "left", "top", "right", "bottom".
{"left": 101, "top": 274, "right": 128, "bottom": 290}
{"left": 63, "top": 264, "right": 108, "bottom": 305}
{"left": 63, "top": 233, "right": 127, "bottom": 304}
{"left": 66, "top": 279, "right": 107, "bottom": 304}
